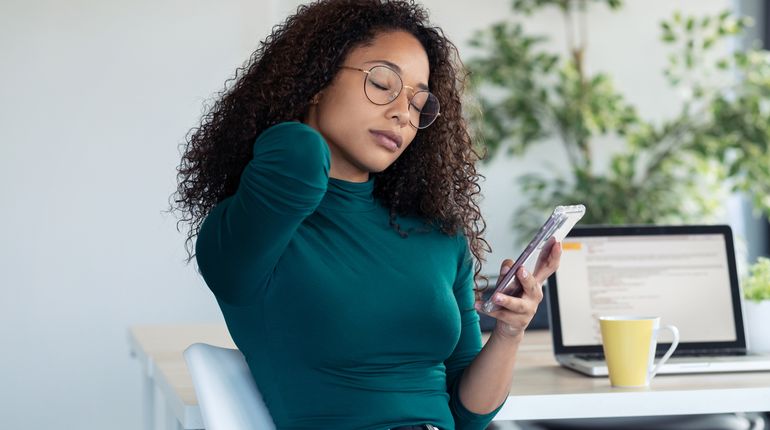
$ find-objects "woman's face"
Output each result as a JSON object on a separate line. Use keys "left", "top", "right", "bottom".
{"left": 306, "top": 30, "right": 430, "bottom": 182}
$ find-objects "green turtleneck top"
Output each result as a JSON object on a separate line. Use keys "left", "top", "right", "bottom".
{"left": 195, "top": 122, "right": 503, "bottom": 430}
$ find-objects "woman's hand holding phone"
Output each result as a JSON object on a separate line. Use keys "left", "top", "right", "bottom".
{"left": 480, "top": 205, "right": 584, "bottom": 314}
{"left": 474, "top": 237, "right": 563, "bottom": 339}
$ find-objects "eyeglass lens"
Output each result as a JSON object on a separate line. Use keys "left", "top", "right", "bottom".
{"left": 364, "top": 66, "right": 440, "bottom": 129}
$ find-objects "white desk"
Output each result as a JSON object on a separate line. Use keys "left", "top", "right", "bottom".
{"left": 128, "top": 324, "right": 770, "bottom": 429}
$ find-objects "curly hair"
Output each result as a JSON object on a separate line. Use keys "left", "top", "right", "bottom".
{"left": 174, "top": 0, "right": 491, "bottom": 290}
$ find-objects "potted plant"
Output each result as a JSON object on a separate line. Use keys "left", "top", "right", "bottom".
{"left": 466, "top": 0, "right": 770, "bottom": 244}
{"left": 743, "top": 257, "right": 770, "bottom": 352}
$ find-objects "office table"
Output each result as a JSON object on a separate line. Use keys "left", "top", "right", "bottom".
{"left": 128, "top": 324, "right": 770, "bottom": 430}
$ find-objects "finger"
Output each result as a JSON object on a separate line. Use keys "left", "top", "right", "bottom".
{"left": 487, "top": 293, "right": 532, "bottom": 315}
{"left": 474, "top": 298, "right": 537, "bottom": 334}
{"left": 533, "top": 237, "right": 556, "bottom": 273}
{"left": 517, "top": 266, "right": 543, "bottom": 301}
{"left": 534, "top": 239, "right": 562, "bottom": 283}
{"left": 499, "top": 258, "right": 514, "bottom": 277}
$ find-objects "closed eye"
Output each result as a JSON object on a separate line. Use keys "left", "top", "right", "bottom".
{"left": 370, "top": 80, "right": 389, "bottom": 91}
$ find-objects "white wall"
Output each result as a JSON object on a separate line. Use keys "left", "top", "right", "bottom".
{"left": 0, "top": 0, "right": 745, "bottom": 428}
{"left": 0, "top": 0, "right": 271, "bottom": 427}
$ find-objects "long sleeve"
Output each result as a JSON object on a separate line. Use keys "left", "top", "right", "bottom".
{"left": 195, "top": 122, "right": 330, "bottom": 304}
{"left": 445, "top": 238, "right": 505, "bottom": 430}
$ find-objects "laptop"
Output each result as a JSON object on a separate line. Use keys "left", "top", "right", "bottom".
{"left": 546, "top": 224, "right": 770, "bottom": 376}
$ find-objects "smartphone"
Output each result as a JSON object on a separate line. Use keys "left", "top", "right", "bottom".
{"left": 480, "top": 204, "right": 586, "bottom": 314}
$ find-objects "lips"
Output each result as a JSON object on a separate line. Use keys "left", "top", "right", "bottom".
{"left": 370, "top": 129, "right": 403, "bottom": 151}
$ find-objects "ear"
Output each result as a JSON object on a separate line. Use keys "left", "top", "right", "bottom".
{"left": 311, "top": 92, "right": 322, "bottom": 105}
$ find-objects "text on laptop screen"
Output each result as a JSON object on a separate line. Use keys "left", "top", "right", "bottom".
{"left": 557, "top": 234, "right": 737, "bottom": 346}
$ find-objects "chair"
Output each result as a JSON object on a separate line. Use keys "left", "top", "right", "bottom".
{"left": 184, "top": 343, "right": 276, "bottom": 430}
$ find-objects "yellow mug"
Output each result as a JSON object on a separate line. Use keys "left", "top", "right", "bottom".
{"left": 599, "top": 316, "right": 680, "bottom": 387}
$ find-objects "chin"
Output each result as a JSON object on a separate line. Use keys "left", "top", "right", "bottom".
{"left": 360, "top": 156, "right": 398, "bottom": 174}
{"left": 372, "top": 160, "right": 400, "bottom": 173}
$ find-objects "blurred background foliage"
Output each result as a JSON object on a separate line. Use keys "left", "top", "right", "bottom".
{"left": 467, "top": 0, "right": 770, "bottom": 243}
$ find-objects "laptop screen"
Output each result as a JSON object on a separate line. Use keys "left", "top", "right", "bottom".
{"left": 547, "top": 225, "right": 746, "bottom": 352}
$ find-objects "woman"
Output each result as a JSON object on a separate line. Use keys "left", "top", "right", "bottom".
{"left": 175, "top": 1, "right": 562, "bottom": 429}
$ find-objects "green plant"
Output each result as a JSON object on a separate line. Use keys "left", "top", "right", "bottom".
{"left": 744, "top": 257, "right": 770, "bottom": 303}
{"left": 467, "top": 0, "right": 770, "bottom": 244}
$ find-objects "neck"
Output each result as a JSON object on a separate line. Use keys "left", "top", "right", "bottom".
{"left": 329, "top": 166, "right": 369, "bottom": 183}
{"left": 327, "top": 144, "right": 369, "bottom": 182}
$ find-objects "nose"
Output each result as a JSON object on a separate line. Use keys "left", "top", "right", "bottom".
{"left": 386, "top": 90, "right": 411, "bottom": 127}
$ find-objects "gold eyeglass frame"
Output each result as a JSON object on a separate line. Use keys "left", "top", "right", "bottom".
{"left": 340, "top": 65, "right": 441, "bottom": 129}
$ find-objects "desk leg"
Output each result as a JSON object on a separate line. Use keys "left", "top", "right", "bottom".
{"left": 166, "top": 400, "right": 183, "bottom": 430}
{"left": 143, "top": 366, "right": 155, "bottom": 430}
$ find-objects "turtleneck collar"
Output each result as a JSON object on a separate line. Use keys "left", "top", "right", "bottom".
{"left": 319, "top": 176, "right": 377, "bottom": 212}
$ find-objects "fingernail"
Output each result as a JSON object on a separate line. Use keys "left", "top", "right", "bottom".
{"left": 520, "top": 268, "right": 529, "bottom": 279}
{"left": 474, "top": 302, "right": 481, "bottom": 310}
{"left": 494, "top": 294, "right": 504, "bottom": 303}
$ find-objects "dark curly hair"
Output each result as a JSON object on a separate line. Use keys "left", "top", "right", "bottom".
{"left": 173, "top": 0, "right": 491, "bottom": 290}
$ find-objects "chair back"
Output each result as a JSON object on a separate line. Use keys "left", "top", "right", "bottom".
{"left": 184, "top": 343, "right": 276, "bottom": 430}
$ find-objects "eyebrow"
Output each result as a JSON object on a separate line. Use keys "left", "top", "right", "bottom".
{"left": 364, "top": 60, "right": 430, "bottom": 91}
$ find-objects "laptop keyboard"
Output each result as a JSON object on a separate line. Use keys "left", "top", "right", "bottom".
{"left": 675, "top": 350, "right": 746, "bottom": 357}
{"left": 575, "top": 350, "right": 747, "bottom": 361}
{"left": 575, "top": 353, "right": 604, "bottom": 361}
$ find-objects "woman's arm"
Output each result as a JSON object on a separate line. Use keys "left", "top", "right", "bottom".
{"left": 458, "top": 239, "right": 562, "bottom": 414}
{"left": 196, "top": 122, "right": 330, "bottom": 304}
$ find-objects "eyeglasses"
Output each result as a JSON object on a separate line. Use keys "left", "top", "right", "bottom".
{"left": 340, "top": 65, "right": 441, "bottom": 129}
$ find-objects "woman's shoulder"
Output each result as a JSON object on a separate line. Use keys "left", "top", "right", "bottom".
{"left": 253, "top": 121, "right": 330, "bottom": 165}
{"left": 257, "top": 121, "right": 324, "bottom": 143}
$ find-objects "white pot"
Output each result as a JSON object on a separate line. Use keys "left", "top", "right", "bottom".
{"left": 744, "top": 300, "right": 770, "bottom": 353}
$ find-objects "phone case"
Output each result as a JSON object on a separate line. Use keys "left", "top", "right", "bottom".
{"left": 481, "top": 204, "right": 586, "bottom": 314}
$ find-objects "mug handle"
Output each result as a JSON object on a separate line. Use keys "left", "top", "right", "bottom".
{"left": 649, "top": 325, "right": 680, "bottom": 379}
